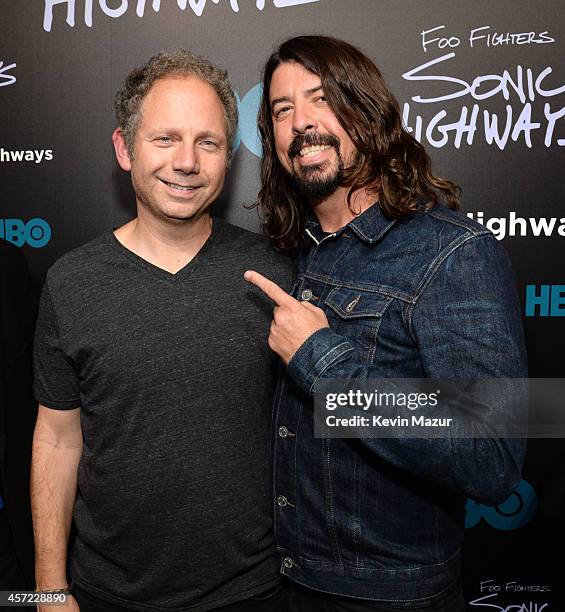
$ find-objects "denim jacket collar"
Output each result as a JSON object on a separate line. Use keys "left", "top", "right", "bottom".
{"left": 304, "top": 202, "right": 396, "bottom": 245}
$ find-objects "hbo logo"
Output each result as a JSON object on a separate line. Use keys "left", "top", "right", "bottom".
{"left": 0, "top": 218, "right": 51, "bottom": 248}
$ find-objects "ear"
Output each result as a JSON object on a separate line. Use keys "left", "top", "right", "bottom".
{"left": 112, "top": 128, "right": 132, "bottom": 171}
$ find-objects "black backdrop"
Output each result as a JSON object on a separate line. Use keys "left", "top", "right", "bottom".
{"left": 1, "top": 0, "right": 564, "bottom": 607}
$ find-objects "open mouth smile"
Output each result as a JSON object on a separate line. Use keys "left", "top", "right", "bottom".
{"left": 299, "top": 145, "right": 332, "bottom": 158}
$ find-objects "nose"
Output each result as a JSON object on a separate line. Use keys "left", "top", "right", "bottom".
{"left": 292, "top": 101, "right": 317, "bottom": 135}
{"left": 172, "top": 142, "right": 199, "bottom": 175}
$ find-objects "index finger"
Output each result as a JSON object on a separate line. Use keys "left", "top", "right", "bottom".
{"left": 244, "top": 270, "right": 297, "bottom": 307}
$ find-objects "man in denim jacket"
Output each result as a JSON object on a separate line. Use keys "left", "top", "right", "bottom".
{"left": 245, "top": 36, "right": 527, "bottom": 611}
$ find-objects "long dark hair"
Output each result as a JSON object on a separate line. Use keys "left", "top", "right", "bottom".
{"left": 255, "top": 36, "right": 460, "bottom": 252}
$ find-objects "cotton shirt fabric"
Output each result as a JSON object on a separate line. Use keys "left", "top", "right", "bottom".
{"left": 33, "top": 219, "right": 293, "bottom": 611}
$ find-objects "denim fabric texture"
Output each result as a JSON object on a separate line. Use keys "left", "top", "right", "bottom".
{"left": 273, "top": 203, "right": 527, "bottom": 602}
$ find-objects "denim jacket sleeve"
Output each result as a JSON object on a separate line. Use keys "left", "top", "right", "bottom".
{"left": 287, "top": 232, "right": 527, "bottom": 505}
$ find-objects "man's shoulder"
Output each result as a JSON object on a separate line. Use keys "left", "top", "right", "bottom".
{"left": 213, "top": 217, "right": 271, "bottom": 249}
{"left": 393, "top": 205, "right": 494, "bottom": 253}
{"left": 212, "top": 217, "right": 295, "bottom": 289}
{"left": 364, "top": 205, "right": 503, "bottom": 296}
{"left": 422, "top": 205, "right": 491, "bottom": 238}
{"left": 406, "top": 206, "right": 511, "bottom": 278}
{"left": 45, "top": 232, "right": 113, "bottom": 287}
{"left": 212, "top": 217, "right": 293, "bottom": 264}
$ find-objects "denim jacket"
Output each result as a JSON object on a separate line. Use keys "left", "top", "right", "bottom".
{"left": 272, "top": 203, "right": 527, "bottom": 602}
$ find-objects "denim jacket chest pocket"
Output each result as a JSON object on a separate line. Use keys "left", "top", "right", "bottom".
{"left": 323, "top": 287, "right": 394, "bottom": 365}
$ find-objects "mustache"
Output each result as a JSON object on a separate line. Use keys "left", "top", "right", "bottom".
{"left": 288, "top": 133, "right": 340, "bottom": 160}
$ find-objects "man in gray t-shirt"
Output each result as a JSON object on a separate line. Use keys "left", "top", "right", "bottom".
{"left": 31, "top": 51, "right": 292, "bottom": 612}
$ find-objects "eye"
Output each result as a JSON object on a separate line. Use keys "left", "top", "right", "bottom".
{"left": 200, "top": 139, "right": 219, "bottom": 150}
{"left": 315, "top": 95, "right": 327, "bottom": 104}
{"left": 274, "top": 105, "right": 291, "bottom": 119}
{"left": 155, "top": 136, "right": 173, "bottom": 144}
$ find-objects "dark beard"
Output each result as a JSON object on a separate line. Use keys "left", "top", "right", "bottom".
{"left": 288, "top": 162, "right": 341, "bottom": 199}
{"left": 286, "top": 133, "right": 345, "bottom": 199}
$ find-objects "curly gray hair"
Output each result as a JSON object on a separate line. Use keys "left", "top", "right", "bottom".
{"left": 114, "top": 50, "right": 238, "bottom": 164}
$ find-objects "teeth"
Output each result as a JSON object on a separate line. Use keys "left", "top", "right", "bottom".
{"left": 300, "top": 145, "right": 331, "bottom": 157}
{"left": 167, "top": 182, "right": 195, "bottom": 191}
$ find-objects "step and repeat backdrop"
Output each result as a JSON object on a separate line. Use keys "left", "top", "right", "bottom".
{"left": 1, "top": 0, "right": 563, "bottom": 608}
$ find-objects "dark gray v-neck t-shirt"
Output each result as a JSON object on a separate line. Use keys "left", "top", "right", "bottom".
{"left": 33, "top": 219, "right": 294, "bottom": 611}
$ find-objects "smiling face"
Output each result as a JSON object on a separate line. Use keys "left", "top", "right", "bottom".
{"left": 269, "top": 61, "right": 358, "bottom": 199}
{"left": 114, "top": 75, "right": 229, "bottom": 224}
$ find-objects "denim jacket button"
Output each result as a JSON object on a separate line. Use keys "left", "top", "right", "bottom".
{"left": 301, "top": 289, "right": 313, "bottom": 301}
{"left": 283, "top": 557, "right": 294, "bottom": 569}
{"left": 278, "top": 425, "right": 290, "bottom": 438}
{"left": 277, "top": 495, "right": 288, "bottom": 507}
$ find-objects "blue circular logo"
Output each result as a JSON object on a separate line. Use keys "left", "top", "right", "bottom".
{"left": 235, "top": 83, "right": 263, "bottom": 158}
{"left": 465, "top": 479, "right": 537, "bottom": 530}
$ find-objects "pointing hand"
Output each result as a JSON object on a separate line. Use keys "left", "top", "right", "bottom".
{"left": 244, "top": 270, "right": 329, "bottom": 365}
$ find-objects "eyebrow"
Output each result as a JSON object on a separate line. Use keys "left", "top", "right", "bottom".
{"left": 145, "top": 128, "right": 226, "bottom": 140}
{"left": 195, "top": 129, "right": 225, "bottom": 140}
{"left": 270, "top": 85, "right": 323, "bottom": 111}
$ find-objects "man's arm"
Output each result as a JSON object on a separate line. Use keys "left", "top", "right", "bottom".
{"left": 246, "top": 233, "right": 528, "bottom": 505}
{"left": 31, "top": 404, "right": 82, "bottom": 593}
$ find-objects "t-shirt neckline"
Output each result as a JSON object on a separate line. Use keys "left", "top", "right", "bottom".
{"left": 109, "top": 217, "right": 220, "bottom": 282}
